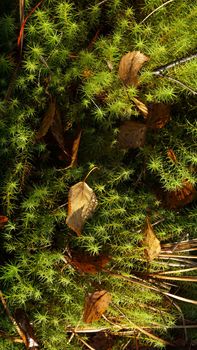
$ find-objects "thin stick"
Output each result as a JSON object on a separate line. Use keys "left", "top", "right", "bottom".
{"left": 67, "top": 318, "right": 82, "bottom": 344}
{"left": 153, "top": 54, "right": 197, "bottom": 76}
{"left": 141, "top": 0, "right": 174, "bottom": 24}
{"left": 112, "top": 303, "right": 174, "bottom": 346}
{"left": 0, "top": 291, "right": 27, "bottom": 346}
{"left": 75, "top": 333, "right": 95, "bottom": 350}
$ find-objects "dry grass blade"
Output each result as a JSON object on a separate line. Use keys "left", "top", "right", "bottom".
{"left": 153, "top": 275, "right": 197, "bottom": 282}
{"left": 150, "top": 267, "right": 197, "bottom": 275}
{"left": 112, "top": 304, "right": 174, "bottom": 346}
{"left": 159, "top": 254, "right": 197, "bottom": 259}
{"left": 164, "top": 292, "right": 197, "bottom": 305}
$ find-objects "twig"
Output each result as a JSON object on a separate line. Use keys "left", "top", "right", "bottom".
{"left": 140, "top": 0, "right": 174, "bottom": 24}
{"left": 75, "top": 333, "right": 95, "bottom": 350}
{"left": 67, "top": 318, "right": 82, "bottom": 344}
{"left": 153, "top": 54, "right": 197, "bottom": 76}
{"left": 0, "top": 290, "right": 27, "bottom": 346}
{"left": 112, "top": 303, "right": 174, "bottom": 346}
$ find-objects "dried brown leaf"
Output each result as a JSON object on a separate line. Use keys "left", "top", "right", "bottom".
{"left": 133, "top": 97, "right": 149, "bottom": 118}
{"left": 0, "top": 216, "right": 8, "bottom": 229}
{"left": 36, "top": 98, "right": 65, "bottom": 150}
{"left": 118, "top": 51, "right": 149, "bottom": 87}
{"left": 118, "top": 121, "right": 147, "bottom": 149}
{"left": 36, "top": 99, "right": 56, "bottom": 139}
{"left": 70, "top": 252, "right": 110, "bottom": 274}
{"left": 70, "top": 129, "right": 82, "bottom": 167}
{"left": 51, "top": 108, "right": 65, "bottom": 150}
{"left": 83, "top": 290, "right": 111, "bottom": 324}
{"left": 164, "top": 180, "right": 196, "bottom": 209}
{"left": 144, "top": 217, "right": 161, "bottom": 262}
{"left": 66, "top": 181, "right": 98, "bottom": 236}
{"left": 147, "top": 103, "right": 171, "bottom": 129}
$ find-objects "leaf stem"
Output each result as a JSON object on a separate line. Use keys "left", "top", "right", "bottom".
{"left": 83, "top": 167, "right": 99, "bottom": 183}
{"left": 140, "top": 0, "right": 174, "bottom": 24}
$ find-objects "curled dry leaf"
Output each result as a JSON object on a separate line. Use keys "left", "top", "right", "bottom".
{"left": 83, "top": 290, "right": 112, "bottom": 324}
{"left": 118, "top": 120, "right": 147, "bottom": 149}
{"left": 36, "top": 99, "right": 56, "bottom": 139}
{"left": 167, "top": 149, "right": 177, "bottom": 163}
{"left": 36, "top": 98, "right": 65, "bottom": 150}
{"left": 70, "top": 129, "right": 82, "bottom": 167}
{"left": 147, "top": 103, "right": 171, "bottom": 129}
{"left": 164, "top": 180, "right": 196, "bottom": 209}
{"left": 66, "top": 181, "right": 98, "bottom": 236}
{"left": 69, "top": 251, "right": 110, "bottom": 274}
{"left": 133, "top": 97, "right": 149, "bottom": 118}
{"left": 143, "top": 217, "right": 161, "bottom": 262}
{"left": 118, "top": 51, "right": 149, "bottom": 87}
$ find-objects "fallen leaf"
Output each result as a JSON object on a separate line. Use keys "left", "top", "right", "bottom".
{"left": 167, "top": 149, "right": 177, "bottom": 163}
{"left": 133, "top": 97, "right": 149, "bottom": 118}
{"left": 83, "top": 290, "right": 111, "bottom": 323}
{"left": 0, "top": 216, "right": 8, "bottom": 229}
{"left": 147, "top": 103, "right": 171, "bottom": 129}
{"left": 36, "top": 99, "right": 56, "bottom": 139}
{"left": 118, "top": 51, "right": 149, "bottom": 87}
{"left": 51, "top": 108, "right": 65, "bottom": 150}
{"left": 36, "top": 98, "right": 65, "bottom": 150}
{"left": 143, "top": 217, "right": 161, "bottom": 262}
{"left": 118, "top": 120, "right": 147, "bottom": 149}
{"left": 70, "top": 129, "right": 82, "bottom": 167}
{"left": 70, "top": 251, "right": 110, "bottom": 274}
{"left": 66, "top": 181, "right": 98, "bottom": 236}
{"left": 164, "top": 180, "right": 196, "bottom": 209}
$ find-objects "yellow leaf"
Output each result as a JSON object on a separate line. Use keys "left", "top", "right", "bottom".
{"left": 133, "top": 97, "right": 149, "bottom": 118}
{"left": 66, "top": 181, "right": 97, "bottom": 236}
{"left": 144, "top": 217, "right": 161, "bottom": 262}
